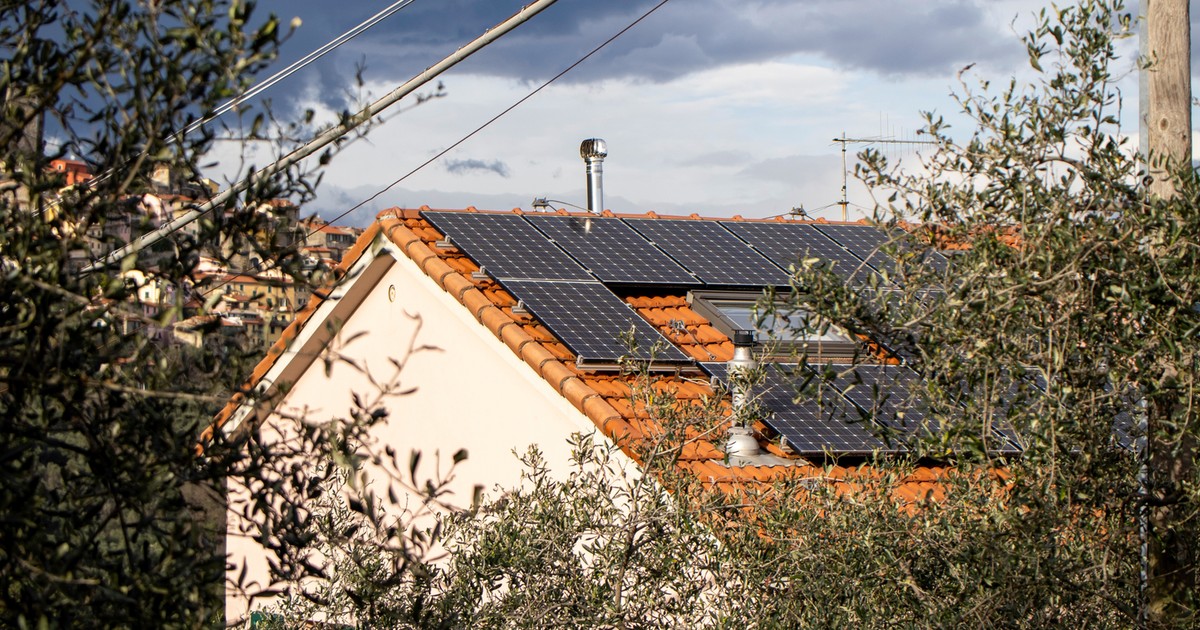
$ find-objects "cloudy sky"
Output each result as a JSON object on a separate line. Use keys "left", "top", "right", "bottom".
{"left": 207, "top": 0, "right": 1187, "bottom": 226}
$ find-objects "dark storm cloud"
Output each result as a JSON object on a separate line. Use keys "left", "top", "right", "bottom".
{"left": 258, "top": 0, "right": 1022, "bottom": 111}
{"left": 444, "top": 158, "right": 511, "bottom": 177}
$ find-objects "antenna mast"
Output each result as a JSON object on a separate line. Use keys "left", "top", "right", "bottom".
{"left": 832, "top": 132, "right": 935, "bottom": 221}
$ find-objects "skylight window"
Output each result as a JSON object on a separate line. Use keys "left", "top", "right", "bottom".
{"left": 689, "top": 290, "right": 857, "bottom": 358}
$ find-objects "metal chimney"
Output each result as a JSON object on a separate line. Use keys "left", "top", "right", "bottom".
{"left": 726, "top": 330, "right": 761, "bottom": 457}
{"left": 580, "top": 138, "right": 607, "bottom": 213}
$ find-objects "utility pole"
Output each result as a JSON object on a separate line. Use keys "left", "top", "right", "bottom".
{"left": 1139, "top": 0, "right": 1194, "bottom": 625}
{"left": 1141, "top": 0, "right": 1192, "bottom": 198}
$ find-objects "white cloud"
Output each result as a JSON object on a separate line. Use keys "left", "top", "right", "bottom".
{"left": 202, "top": 0, "right": 1154, "bottom": 226}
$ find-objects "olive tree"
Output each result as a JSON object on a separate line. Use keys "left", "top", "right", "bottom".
{"left": 0, "top": 2, "right": 409, "bottom": 627}
{"left": 836, "top": 0, "right": 1195, "bottom": 624}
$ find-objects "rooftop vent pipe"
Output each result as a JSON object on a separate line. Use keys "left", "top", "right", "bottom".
{"left": 580, "top": 138, "right": 607, "bottom": 213}
{"left": 726, "top": 330, "right": 761, "bottom": 458}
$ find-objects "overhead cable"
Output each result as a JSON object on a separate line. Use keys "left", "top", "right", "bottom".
{"left": 173, "top": 0, "right": 421, "bottom": 141}
{"left": 43, "top": 0, "right": 419, "bottom": 216}
{"left": 197, "top": 0, "right": 674, "bottom": 302}
{"left": 321, "top": 0, "right": 675, "bottom": 228}
{"left": 82, "top": 0, "right": 562, "bottom": 273}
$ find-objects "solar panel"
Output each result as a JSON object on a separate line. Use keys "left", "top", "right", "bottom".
{"left": 1113, "top": 410, "right": 1140, "bottom": 452}
{"left": 810, "top": 223, "right": 898, "bottom": 280}
{"left": 895, "top": 369, "right": 1025, "bottom": 454}
{"left": 700, "top": 361, "right": 730, "bottom": 385}
{"left": 422, "top": 211, "right": 592, "bottom": 281}
{"left": 701, "top": 362, "right": 901, "bottom": 455}
{"left": 625, "top": 219, "right": 791, "bottom": 286}
{"left": 1030, "top": 375, "right": 1142, "bottom": 452}
{"left": 1104, "top": 382, "right": 1142, "bottom": 452}
{"left": 817, "top": 223, "right": 952, "bottom": 278}
{"left": 952, "top": 377, "right": 1027, "bottom": 455}
{"left": 721, "top": 221, "right": 884, "bottom": 286}
{"left": 923, "top": 250, "right": 951, "bottom": 274}
{"left": 526, "top": 215, "right": 699, "bottom": 285}
{"left": 758, "top": 364, "right": 902, "bottom": 456}
{"left": 500, "top": 280, "right": 691, "bottom": 364}
{"left": 821, "top": 363, "right": 934, "bottom": 437}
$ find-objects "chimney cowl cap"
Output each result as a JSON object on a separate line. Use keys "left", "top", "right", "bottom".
{"left": 580, "top": 138, "right": 607, "bottom": 159}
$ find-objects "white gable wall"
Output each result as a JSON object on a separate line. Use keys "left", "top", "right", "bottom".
{"left": 226, "top": 235, "right": 633, "bottom": 623}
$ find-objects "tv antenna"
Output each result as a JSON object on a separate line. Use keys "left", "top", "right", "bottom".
{"left": 832, "top": 132, "right": 935, "bottom": 221}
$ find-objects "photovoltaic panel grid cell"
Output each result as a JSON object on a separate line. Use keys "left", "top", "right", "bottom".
{"left": 625, "top": 219, "right": 791, "bottom": 286}
{"left": 700, "top": 362, "right": 901, "bottom": 455}
{"left": 720, "top": 221, "right": 884, "bottom": 286}
{"left": 422, "top": 211, "right": 592, "bottom": 281}
{"left": 501, "top": 280, "right": 691, "bottom": 364}
{"left": 526, "top": 215, "right": 699, "bottom": 285}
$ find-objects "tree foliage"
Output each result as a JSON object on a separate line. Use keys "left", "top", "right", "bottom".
{"left": 848, "top": 0, "right": 1197, "bottom": 624}
{"left": 0, "top": 1, "right": 386, "bottom": 627}
{"left": 261, "top": 1, "right": 1194, "bottom": 627}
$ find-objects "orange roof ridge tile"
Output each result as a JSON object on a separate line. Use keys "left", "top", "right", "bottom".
{"left": 375, "top": 217, "right": 635, "bottom": 460}
{"left": 204, "top": 222, "right": 384, "bottom": 442}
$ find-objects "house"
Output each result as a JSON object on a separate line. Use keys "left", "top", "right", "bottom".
{"left": 300, "top": 217, "right": 361, "bottom": 263}
{"left": 48, "top": 158, "right": 93, "bottom": 187}
{"left": 211, "top": 198, "right": 1017, "bottom": 623}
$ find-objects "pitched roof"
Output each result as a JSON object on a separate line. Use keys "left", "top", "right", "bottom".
{"left": 212, "top": 207, "right": 958, "bottom": 504}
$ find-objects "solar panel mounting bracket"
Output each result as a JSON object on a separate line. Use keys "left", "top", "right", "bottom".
{"left": 512, "top": 299, "right": 528, "bottom": 315}
{"left": 435, "top": 235, "right": 454, "bottom": 249}
{"left": 575, "top": 357, "right": 698, "bottom": 373}
{"left": 470, "top": 266, "right": 491, "bottom": 282}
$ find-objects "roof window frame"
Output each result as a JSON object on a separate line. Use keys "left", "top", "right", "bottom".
{"left": 688, "top": 290, "right": 859, "bottom": 360}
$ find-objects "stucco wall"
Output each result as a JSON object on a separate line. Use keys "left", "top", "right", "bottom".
{"left": 225, "top": 240, "right": 631, "bottom": 623}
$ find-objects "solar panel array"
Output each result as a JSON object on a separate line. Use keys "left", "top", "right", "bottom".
{"left": 757, "top": 365, "right": 903, "bottom": 455}
{"left": 1104, "top": 382, "right": 1142, "bottom": 452}
{"left": 1113, "top": 410, "right": 1140, "bottom": 452}
{"left": 501, "top": 280, "right": 691, "bottom": 364}
{"left": 421, "top": 211, "right": 953, "bottom": 289}
{"left": 527, "top": 215, "right": 698, "bottom": 285}
{"left": 423, "top": 211, "right": 592, "bottom": 281}
{"left": 821, "top": 364, "right": 934, "bottom": 437}
{"left": 626, "top": 219, "right": 792, "bottom": 286}
{"left": 701, "top": 362, "right": 902, "bottom": 455}
{"left": 812, "top": 224, "right": 897, "bottom": 279}
{"left": 817, "top": 223, "right": 953, "bottom": 280}
{"left": 418, "top": 210, "right": 1032, "bottom": 456}
{"left": 949, "top": 377, "right": 1027, "bottom": 455}
{"left": 722, "top": 221, "right": 885, "bottom": 286}
{"left": 827, "top": 363, "right": 1021, "bottom": 454}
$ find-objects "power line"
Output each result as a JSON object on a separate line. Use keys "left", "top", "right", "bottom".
{"left": 322, "top": 0, "right": 674, "bottom": 228}
{"left": 83, "top": 0, "right": 562, "bottom": 274}
{"left": 42, "top": 0, "right": 419, "bottom": 216}
{"left": 173, "top": 0, "right": 420, "bottom": 142}
{"left": 197, "top": 0, "right": 674, "bottom": 302}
